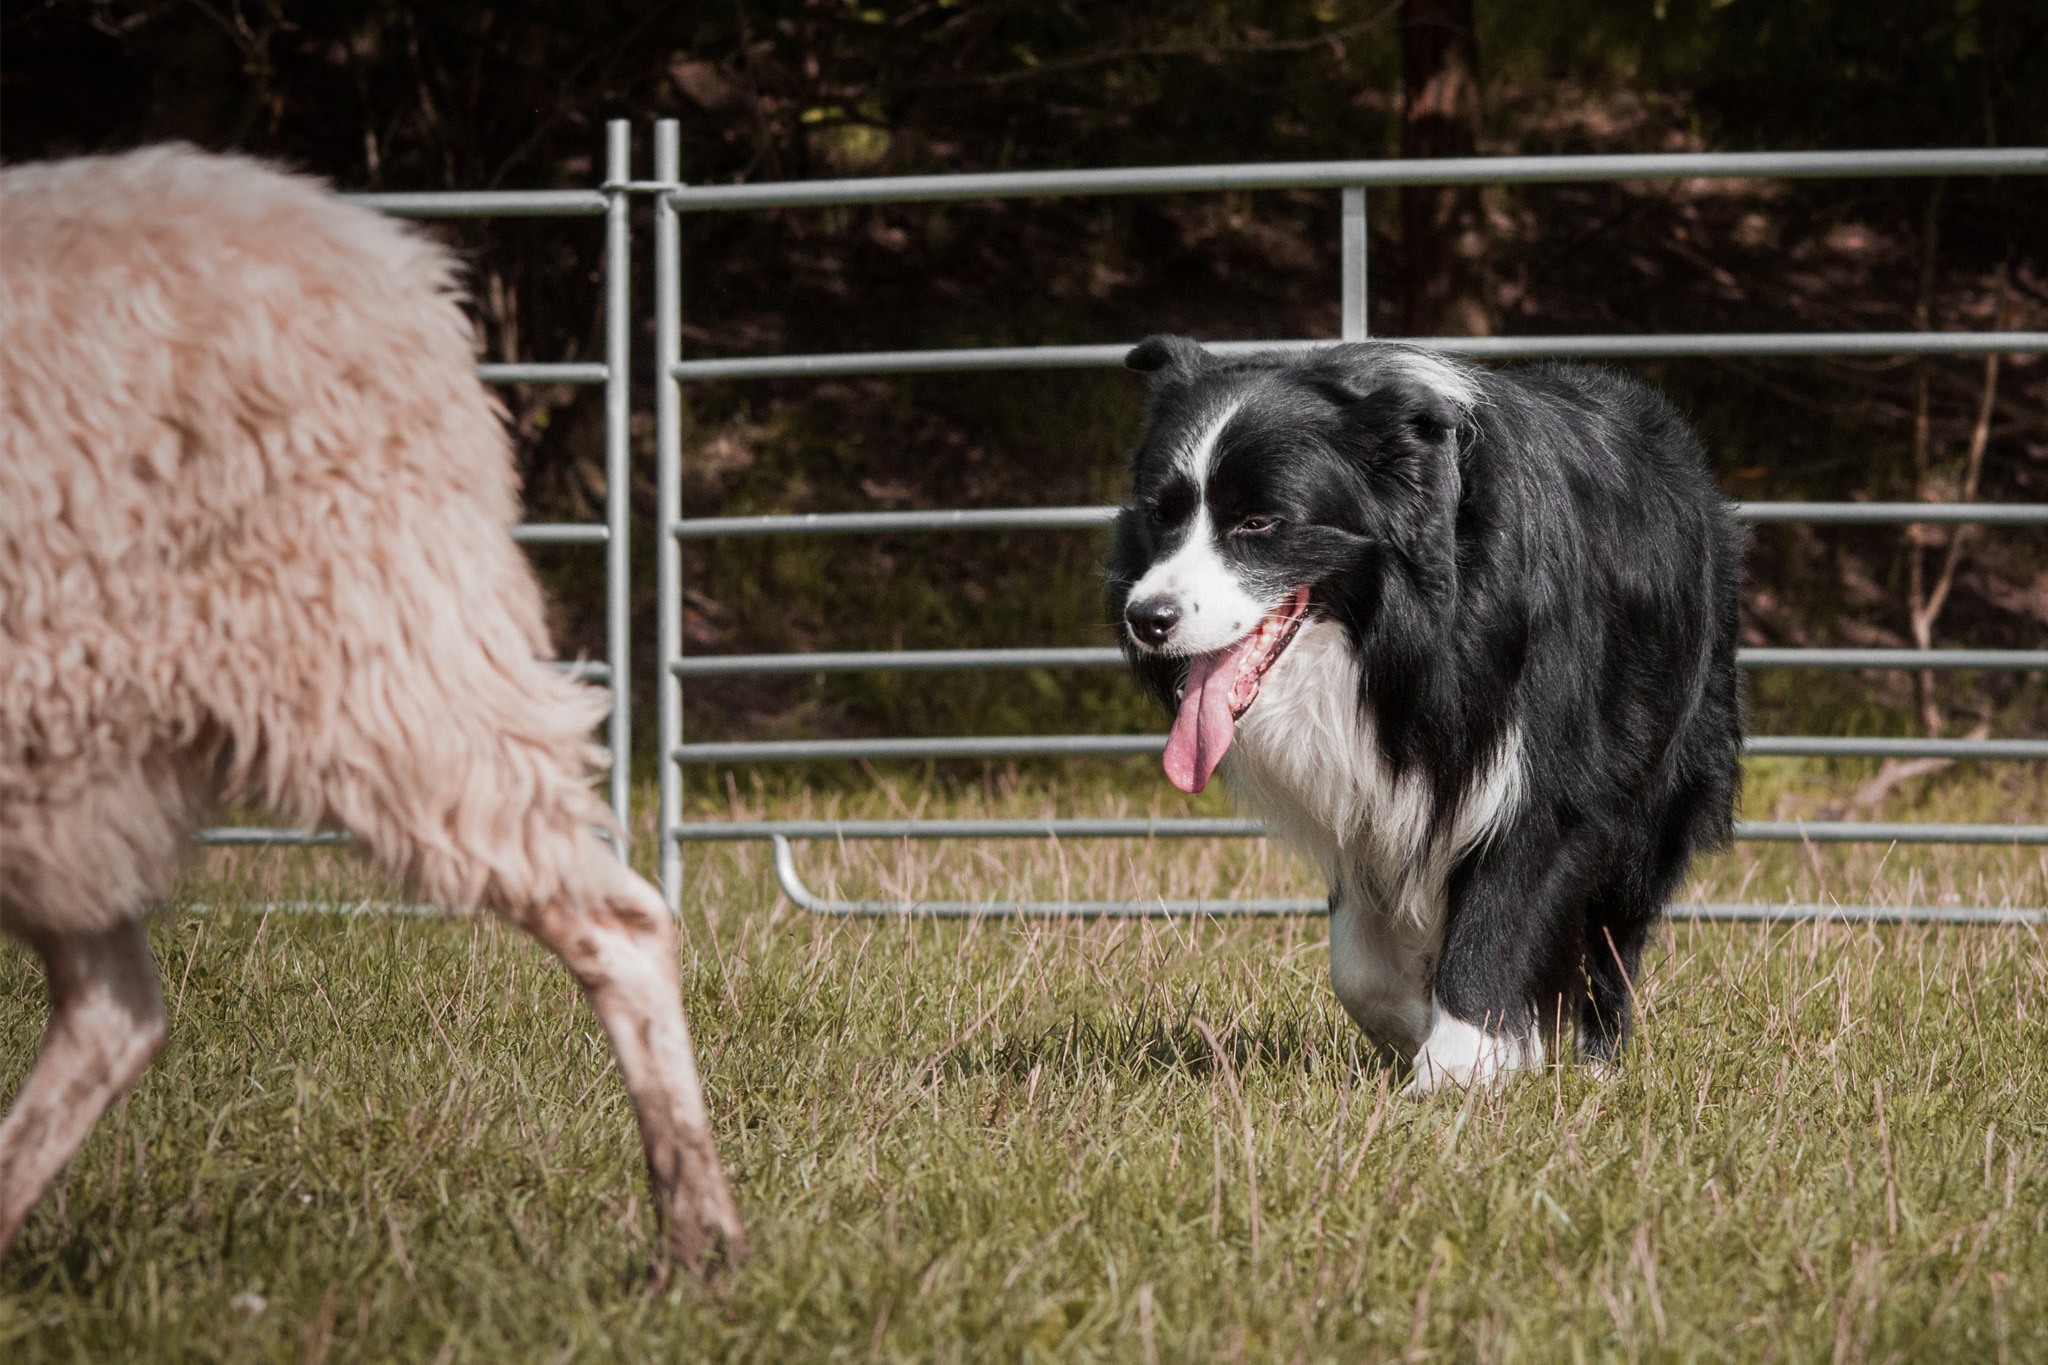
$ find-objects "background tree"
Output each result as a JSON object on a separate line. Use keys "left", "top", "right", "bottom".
{"left": 1399, "top": 0, "right": 1491, "bottom": 336}
{"left": 4, "top": 0, "right": 2043, "bottom": 779}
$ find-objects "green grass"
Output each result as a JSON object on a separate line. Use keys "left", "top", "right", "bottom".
{"left": 3, "top": 766, "right": 2044, "bottom": 1362}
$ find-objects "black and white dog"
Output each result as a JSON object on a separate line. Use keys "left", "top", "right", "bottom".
{"left": 1107, "top": 335, "right": 1743, "bottom": 1091}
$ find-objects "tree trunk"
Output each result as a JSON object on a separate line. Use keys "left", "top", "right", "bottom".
{"left": 1400, "top": 0, "right": 1491, "bottom": 337}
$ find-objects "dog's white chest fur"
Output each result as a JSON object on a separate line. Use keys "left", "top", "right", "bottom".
{"left": 1221, "top": 619, "right": 1523, "bottom": 1056}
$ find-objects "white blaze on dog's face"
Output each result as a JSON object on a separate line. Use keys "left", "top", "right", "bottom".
{"left": 1121, "top": 399, "right": 1273, "bottom": 655}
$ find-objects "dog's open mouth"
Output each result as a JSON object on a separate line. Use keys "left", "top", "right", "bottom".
{"left": 1162, "top": 586, "right": 1311, "bottom": 794}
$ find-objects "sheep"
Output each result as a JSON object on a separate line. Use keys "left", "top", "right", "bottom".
{"left": 0, "top": 145, "right": 746, "bottom": 1276}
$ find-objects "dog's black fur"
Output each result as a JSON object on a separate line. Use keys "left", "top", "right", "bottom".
{"left": 1107, "top": 336, "right": 1743, "bottom": 1066}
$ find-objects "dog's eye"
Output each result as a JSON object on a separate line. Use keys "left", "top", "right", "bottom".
{"left": 1233, "top": 516, "right": 1280, "bottom": 536}
{"left": 1150, "top": 480, "right": 1197, "bottom": 526}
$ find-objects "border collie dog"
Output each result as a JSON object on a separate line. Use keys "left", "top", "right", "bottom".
{"left": 1108, "top": 336, "right": 1743, "bottom": 1091}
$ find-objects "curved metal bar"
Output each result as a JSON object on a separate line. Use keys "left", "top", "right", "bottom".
{"left": 769, "top": 835, "right": 1323, "bottom": 918}
{"left": 766, "top": 837, "right": 2039, "bottom": 922}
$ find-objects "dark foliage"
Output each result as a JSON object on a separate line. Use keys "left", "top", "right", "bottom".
{"left": 5, "top": 1, "right": 2043, "bottom": 766}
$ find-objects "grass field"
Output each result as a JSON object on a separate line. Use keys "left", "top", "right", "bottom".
{"left": 2, "top": 763, "right": 2044, "bottom": 1363}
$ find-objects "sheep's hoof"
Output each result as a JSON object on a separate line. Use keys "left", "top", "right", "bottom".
{"left": 655, "top": 1130, "right": 748, "bottom": 1290}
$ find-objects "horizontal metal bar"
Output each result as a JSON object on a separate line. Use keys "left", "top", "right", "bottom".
{"left": 673, "top": 816, "right": 2048, "bottom": 845}
{"left": 180, "top": 900, "right": 442, "bottom": 917}
{"left": 195, "top": 828, "right": 352, "bottom": 846}
{"left": 1740, "top": 649, "right": 2048, "bottom": 670}
{"left": 674, "top": 733, "right": 2045, "bottom": 764}
{"left": 1746, "top": 736, "right": 2048, "bottom": 760}
{"left": 676, "top": 734, "right": 1164, "bottom": 763}
{"left": 478, "top": 362, "right": 608, "bottom": 385}
{"left": 1734, "top": 821, "right": 2048, "bottom": 844}
{"left": 671, "top": 645, "right": 2044, "bottom": 677}
{"left": 666, "top": 147, "right": 2048, "bottom": 213}
{"left": 677, "top": 817, "right": 1268, "bottom": 841}
{"left": 669, "top": 332, "right": 2045, "bottom": 381}
{"left": 555, "top": 660, "right": 611, "bottom": 682}
{"left": 1740, "top": 502, "right": 2048, "bottom": 525}
{"left": 675, "top": 506, "right": 1117, "bottom": 538}
{"left": 673, "top": 343, "right": 1126, "bottom": 379}
{"left": 163, "top": 890, "right": 2041, "bottom": 925}
{"left": 512, "top": 523, "right": 609, "bottom": 544}
{"left": 1440, "top": 332, "right": 2047, "bottom": 358}
{"left": 674, "top": 502, "right": 2048, "bottom": 540}
{"left": 673, "top": 647, "right": 1124, "bottom": 676}
{"left": 1671, "top": 900, "right": 2039, "bottom": 925}
{"left": 336, "top": 189, "right": 608, "bottom": 217}
{"left": 1672, "top": 902, "right": 2042, "bottom": 924}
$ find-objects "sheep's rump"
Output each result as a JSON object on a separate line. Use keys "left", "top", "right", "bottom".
{"left": 0, "top": 147, "right": 612, "bottom": 937}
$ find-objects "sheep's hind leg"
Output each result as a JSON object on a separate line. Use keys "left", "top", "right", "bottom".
{"left": 0, "top": 919, "right": 167, "bottom": 1258}
{"left": 516, "top": 856, "right": 747, "bottom": 1280}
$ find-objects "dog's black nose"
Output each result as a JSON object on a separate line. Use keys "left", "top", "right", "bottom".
{"left": 1125, "top": 596, "right": 1181, "bottom": 648}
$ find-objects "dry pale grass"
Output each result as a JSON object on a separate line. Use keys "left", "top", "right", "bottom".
{"left": 1, "top": 763, "right": 2042, "bottom": 1362}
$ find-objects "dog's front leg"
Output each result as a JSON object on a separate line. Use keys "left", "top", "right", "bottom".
{"left": 1409, "top": 820, "right": 1581, "bottom": 1094}
{"left": 1326, "top": 876, "right": 1435, "bottom": 1065}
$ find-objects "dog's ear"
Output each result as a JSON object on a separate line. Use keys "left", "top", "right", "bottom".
{"left": 1306, "top": 371, "right": 1373, "bottom": 408}
{"left": 1125, "top": 334, "right": 1209, "bottom": 377}
{"left": 1309, "top": 347, "right": 1473, "bottom": 445}
{"left": 1301, "top": 346, "right": 1379, "bottom": 409}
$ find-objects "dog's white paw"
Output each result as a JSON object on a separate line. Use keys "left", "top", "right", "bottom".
{"left": 1405, "top": 1005, "right": 1542, "bottom": 1095}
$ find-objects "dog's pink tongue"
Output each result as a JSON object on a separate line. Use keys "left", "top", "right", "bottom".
{"left": 1163, "top": 645, "right": 1245, "bottom": 793}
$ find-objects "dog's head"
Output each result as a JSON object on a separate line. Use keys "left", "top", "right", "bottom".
{"left": 1107, "top": 335, "right": 1482, "bottom": 791}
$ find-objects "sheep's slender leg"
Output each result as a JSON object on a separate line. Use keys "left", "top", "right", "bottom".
{"left": 0, "top": 920, "right": 167, "bottom": 1258}
{"left": 517, "top": 864, "right": 746, "bottom": 1277}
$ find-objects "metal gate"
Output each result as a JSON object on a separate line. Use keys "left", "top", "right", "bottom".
{"left": 182, "top": 122, "right": 2047, "bottom": 923}
{"left": 649, "top": 123, "right": 2048, "bottom": 922}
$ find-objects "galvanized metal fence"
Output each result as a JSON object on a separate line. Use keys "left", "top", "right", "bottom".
{"left": 178, "top": 122, "right": 2046, "bottom": 924}
{"left": 196, "top": 121, "right": 638, "bottom": 850}
{"left": 650, "top": 121, "right": 2048, "bottom": 922}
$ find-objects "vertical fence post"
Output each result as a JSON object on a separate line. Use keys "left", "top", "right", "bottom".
{"left": 1340, "top": 186, "right": 1368, "bottom": 341}
{"left": 603, "top": 121, "right": 633, "bottom": 842}
{"left": 654, "top": 120, "right": 684, "bottom": 911}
